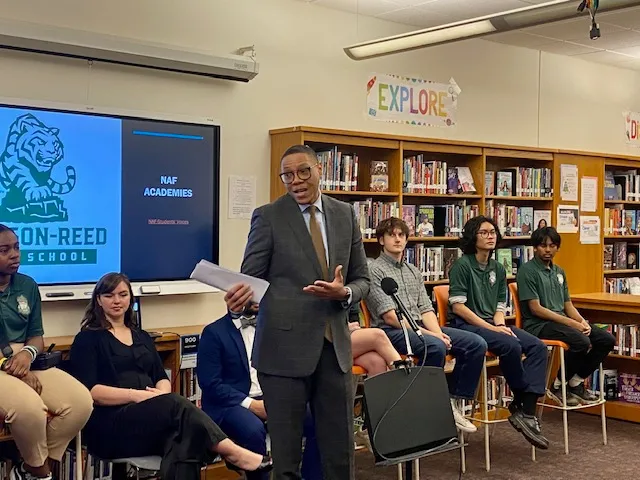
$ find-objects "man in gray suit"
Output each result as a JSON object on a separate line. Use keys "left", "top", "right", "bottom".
{"left": 225, "top": 144, "right": 370, "bottom": 479}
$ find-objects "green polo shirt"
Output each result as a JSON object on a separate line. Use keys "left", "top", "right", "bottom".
{"left": 0, "top": 273, "right": 44, "bottom": 345}
{"left": 516, "top": 256, "right": 570, "bottom": 336}
{"left": 448, "top": 254, "right": 507, "bottom": 322}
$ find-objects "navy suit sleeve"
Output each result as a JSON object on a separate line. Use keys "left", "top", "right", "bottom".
{"left": 197, "top": 324, "right": 248, "bottom": 409}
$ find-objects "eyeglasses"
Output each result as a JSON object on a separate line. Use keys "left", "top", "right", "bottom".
{"left": 477, "top": 229, "right": 497, "bottom": 238}
{"left": 279, "top": 164, "right": 317, "bottom": 184}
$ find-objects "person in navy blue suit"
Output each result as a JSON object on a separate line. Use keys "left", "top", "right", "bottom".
{"left": 197, "top": 302, "right": 321, "bottom": 480}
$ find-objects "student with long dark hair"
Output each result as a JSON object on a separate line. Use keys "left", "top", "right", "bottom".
{"left": 0, "top": 224, "right": 93, "bottom": 480}
{"left": 69, "top": 272, "right": 272, "bottom": 480}
{"left": 448, "top": 216, "right": 549, "bottom": 449}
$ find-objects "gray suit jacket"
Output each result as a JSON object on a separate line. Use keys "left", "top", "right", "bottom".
{"left": 241, "top": 193, "right": 370, "bottom": 377}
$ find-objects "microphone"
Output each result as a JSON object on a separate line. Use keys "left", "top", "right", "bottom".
{"left": 380, "top": 277, "right": 422, "bottom": 337}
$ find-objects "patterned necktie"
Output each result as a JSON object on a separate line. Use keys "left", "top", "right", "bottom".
{"left": 307, "top": 205, "right": 332, "bottom": 342}
{"left": 240, "top": 316, "right": 257, "bottom": 329}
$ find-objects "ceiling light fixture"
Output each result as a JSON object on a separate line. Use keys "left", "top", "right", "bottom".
{"left": 344, "top": 0, "right": 639, "bottom": 60}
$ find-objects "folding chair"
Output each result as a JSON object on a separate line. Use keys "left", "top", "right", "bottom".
{"left": 508, "top": 282, "right": 607, "bottom": 457}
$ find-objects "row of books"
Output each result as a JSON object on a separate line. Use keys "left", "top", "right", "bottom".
{"left": 495, "top": 246, "right": 535, "bottom": 276}
{"left": 351, "top": 200, "right": 399, "bottom": 239}
{"left": 402, "top": 157, "right": 476, "bottom": 195}
{"left": 603, "top": 277, "right": 640, "bottom": 294}
{"left": 181, "top": 368, "right": 202, "bottom": 408}
{"left": 316, "top": 147, "right": 360, "bottom": 192}
{"left": 603, "top": 242, "right": 639, "bottom": 270}
{"left": 606, "top": 324, "right": 640, "bottom": 358}
{"left": 485, "top": 202, "right": 551, "bottom": 237}
{"left": 401, "top": 202, "right": 479, "bottom": 238}
{"left": 590, "top": 368, "right": 640, "bottom": 405}
{"left": 485, "top": 167, "right": 553, "bottom": 198}
{"left": 604, "top": 170, "right": 640, "bottom": 202}
{"left": 603, "top": 207, "right": 640, "bottom": 236}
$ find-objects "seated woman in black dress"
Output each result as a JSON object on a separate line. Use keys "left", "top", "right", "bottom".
{"left": 69, "top": 272, "right": 272, "bottom": 479}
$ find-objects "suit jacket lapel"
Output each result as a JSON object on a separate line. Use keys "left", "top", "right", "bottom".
{"left": 323, "top": 196, "right": 338, "bottom": 276}
{"left": 283, "top": 194, "right": 323, "bottom": 279}
{"left": 226, "top": 317, "right": 250, "bottom": 374}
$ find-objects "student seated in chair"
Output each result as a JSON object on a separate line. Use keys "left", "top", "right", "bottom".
{"left": 69, "top": 272, "right": 273, "bottom": 480}
{"left": 448, "top": 216, "right": 549, "bottom": 450}
{"left": 197, "top": 284, "right": 320, "bottom": 480}
{"left": 516, "top": 227, "right": 615, "bottom": 406}
{"left": 0, "top": 224, "right": 94, "bottom": 480}
{"left": 366, "top": 217, "right": 487, "bottom": 434}
{"left": 348, "top": 303, "right": 406, "bottom": 376}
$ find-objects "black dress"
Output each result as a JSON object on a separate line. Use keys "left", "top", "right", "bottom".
{"left": 69, "top": 328, "right": 227, "bottom": 479}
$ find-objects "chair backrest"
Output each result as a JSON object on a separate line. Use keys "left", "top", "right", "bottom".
{"left": 432, "top": 285, "right": 449, "bottom": 328}
{"left": 508, "top": 282, "right": 522, "bottom": 329}
{"left": 359, "top": 300, "right": 372, "bottom": 328}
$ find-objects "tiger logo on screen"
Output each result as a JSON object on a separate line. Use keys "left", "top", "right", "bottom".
{"left": 0, "top": 113, "right": 76, "bottom": 223}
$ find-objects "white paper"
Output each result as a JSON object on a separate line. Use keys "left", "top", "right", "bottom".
{"left": 557, "top": 205, "right": 579, "bottom": 233}
{"left": 580, "top": 216, "right": 601, "bottom": 244}
{"left": 228, "top": 175, "right": 256, "bottom": 219}
{"left": 190, "top": 260, "right": 269, "bottom": 303}
{"left": 560, "top": 164, "right": 578, "bottom": 202}
{"left": 580, "top": 176, "right": 598, "bottom": 212}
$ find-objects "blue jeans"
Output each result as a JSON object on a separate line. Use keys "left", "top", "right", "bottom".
{"left": 381, "top": 325, "right": 487, "bottom": 400}
{"left": 449, "top": 316, "right": 548, "bottom": 396}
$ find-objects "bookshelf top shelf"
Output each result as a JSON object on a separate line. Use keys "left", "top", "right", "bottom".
{"left": 605, "top": 235, "right": 640, "bottom": 239}
{"left": 604, "top": 269, "right": 640, "bottom": 275}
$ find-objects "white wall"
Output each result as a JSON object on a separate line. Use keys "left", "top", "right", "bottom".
{"left": 0, "top": 0, "right": 639, "bottom": 336}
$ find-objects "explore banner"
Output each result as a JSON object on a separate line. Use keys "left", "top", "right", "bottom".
{"left": 624, "top": 111, "right": 640, "bottom": 147}
{"left": 366, "top": 73, "right": 461, "bottom": 127}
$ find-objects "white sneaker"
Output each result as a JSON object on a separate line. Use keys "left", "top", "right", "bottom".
{"left": 450, "top": 398, "right": 477, "bottom": 434}
{"left": 9, "top": 463, "right": 52, "bottom": 480}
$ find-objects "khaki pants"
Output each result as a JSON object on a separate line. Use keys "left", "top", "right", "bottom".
{"left": 0, "top": 367, "right": 93, "bottom": 467}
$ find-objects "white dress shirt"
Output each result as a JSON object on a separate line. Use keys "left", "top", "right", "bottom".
{"left": 232, "top": 317, "right": 263, "bottom": 409}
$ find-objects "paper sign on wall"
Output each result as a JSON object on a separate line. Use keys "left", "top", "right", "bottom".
{"left": 580, "top": 216, "right": 600, "bottom": 244}
{"left": 366, "top": 73, "right": 461, "bottom": 127}
{"left": 560, "top": 164, "right": 578, "bottom": 202}
{"left": 623, "top": 111, "right": 640, "bottom": 147}
{"left": 228, "top": 175, "right": 256, "bottom": 220}
{"left": 580, "top": 176, "right": 598, "bottom": 212}
{"left": 557, "top": 205, "right": 579, "bottom": 233}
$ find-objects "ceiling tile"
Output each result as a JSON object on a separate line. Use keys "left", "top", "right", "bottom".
{"left": 572, "top": 30, "right": 640, "bottom": 50}
{"left": 537, "top": 41, "right": 601, "bottom": 56}
{"left": 376, "top": 6, "right": 453, "bottom": 28}
{"left": 613, "top": 45, "right": 640, "bottom": 58}
{"left": 355, "top": 0, "right": 404, "bottom": 16}
{"left": 597, "top": 7, "right": 640, "bottom": 30}
{"left": 488, "top": 31, "right": 558, "bottom": 48}
{"left": 525, "top": 18, "right": 626, "bottom": 41}
{"left": 310, "top": 0, "right": 359, "bottom": 13}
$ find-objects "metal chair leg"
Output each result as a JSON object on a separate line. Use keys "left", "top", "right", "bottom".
{"left": 599, "top": 362, "right": 608, "bottom": 446}
{"left": 482, "top": 360, "right": 490, "bottom": 472}
{"left": 559, "top": 349, "right": 569, "bottom": 455}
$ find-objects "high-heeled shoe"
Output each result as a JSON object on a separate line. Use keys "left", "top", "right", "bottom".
{"left": 225, "top": 455, "right": 273, "bottom": 474}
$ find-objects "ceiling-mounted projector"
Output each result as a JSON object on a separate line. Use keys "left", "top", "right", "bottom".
{"left": 0, "top": 19, "right": 259, "bottom": 82}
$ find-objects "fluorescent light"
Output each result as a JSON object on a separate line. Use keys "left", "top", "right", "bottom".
{"left": 345, "top": 20, "right": 496, "bottom": 60}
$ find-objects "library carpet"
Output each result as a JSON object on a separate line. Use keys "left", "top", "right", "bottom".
{"left": 354, "top": 410, "right": 639, "bottom": 479}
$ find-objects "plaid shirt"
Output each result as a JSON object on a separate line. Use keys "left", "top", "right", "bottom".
{"left": 366, "top": 252, "right": 434, "bottom": 328}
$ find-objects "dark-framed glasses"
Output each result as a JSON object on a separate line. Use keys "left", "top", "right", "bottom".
{"left": 279, "top": 164, "right": 317, "bottom": 184}
{"left": 477, "top": 229, "right": 497, "bottom": 239}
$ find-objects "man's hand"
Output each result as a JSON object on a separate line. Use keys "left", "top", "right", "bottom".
{"left": 492, "top": 325, "right": 517, "bottom": 337}
{"left": 4, "top": 350, "right": 33, "bottom": 378}
{"left": 576, "top": 319, "right": 591, "bottom": 335}
{"left": 303, "top": 265, "right": 348, "bottom": 300}
{"left": 249, "top": 399, "right": 268, "bottom": 420}
{"left": 21, "top": 371, "right": 42, "bottom": 395}
{"left": 348, "top": 322, "right": 361, "bottom": 332}
{"left": 437, "top": 332, "right": 452, "bottom": 350}
{"left": 224, "top": 283, "right": 254, "bottom": 313}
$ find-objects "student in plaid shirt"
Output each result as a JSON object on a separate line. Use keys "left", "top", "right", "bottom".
{"left": 365, "top": 217, "right": 487, "bottom": 433}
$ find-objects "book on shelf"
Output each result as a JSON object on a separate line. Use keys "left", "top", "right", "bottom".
{"left": 603, "top": 206, "right": 640, "bottom": 235}
{"left": 369, "top": 160, "right": 389, "bottom": 192}
{"left": 351, "top": 199, "right": 399, "bottom": 239}
{"left": 416, "top": 205, "right": 435, "bottom": 237}
{"left": 402, "top": 155, "right": 447, "bottom": 194}
{"left": 620, "top": 372, "right": 640, "bottom": 404}
{"left": 488, "top": 167, "right": 552, "bottom": 197}
{"left": 485, "top": 171, "right": 495, "bottom": 196}
{"left": 533, "top": 210, "right": 552, "bottom": 230}
{"left": 604, "top": 276, "right": 640, "bottom": 294}
{"left": 316, "top": 147, "right": 359, "bottom": 192}
{"left": 446, "top": 166, "right": 476, "bottom": 194}
{"left": 485, "top": 201, "right": 546, "bottom": 236}
{"left": 402, "top": 205, "right": 416, "bottom": 236}
{"left": 613, "top": 170, "right": 640, "bottom": 202}
{"left": 405, "top": 244, "right": 461, "bottom": 282}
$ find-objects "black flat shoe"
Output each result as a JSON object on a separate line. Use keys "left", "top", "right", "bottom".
{"left": 226, "top": 455, "right": 273, "bottom": 474}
